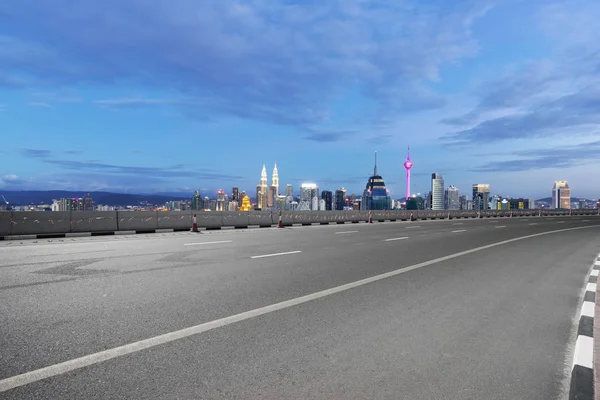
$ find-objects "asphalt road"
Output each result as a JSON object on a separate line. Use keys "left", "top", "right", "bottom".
{"left": 1, "top": 216, "right": 599, "bottom": 399}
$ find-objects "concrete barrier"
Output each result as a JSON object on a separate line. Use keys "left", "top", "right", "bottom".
{"left": 221, "top": 211, "right": 250, "bottom": 228}
{"left": 71, "top": 211, "right": 119, "bottom": 233}
{"left": 248, "top": 211, "right": 274, "bottom": 227}
{"left": 157, "top": 211, "right": 192, "bottom": 230}
{"left": 117, "top": 211, "right": 158, "bottom": 232}
{"left": 2, "top": 209, "right": 598, "bottom": 237}
{"left": 0, "top": 211, "right": 11, "bottom": 235}
{"left": 10, "top": 211, "right": 71, "bottom": 235}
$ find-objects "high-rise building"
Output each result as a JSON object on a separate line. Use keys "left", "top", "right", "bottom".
{"left": 299, "top": 183, "right": 318, "bottom": 210}
{"left": 459, "top": 195, "right": 468, "bottom": 210}
{"left": 256, "top": 164, "right": 268, "bottom": 210}
{"left": 472, "top": 184, "right": 491, "bottom": 210}
{"left": 335, "top": 188, "right": 346, "bottom": 210}
{"left": 552, "top": 181, "right": 571, "bottom": 209}
{"left": 321, "top": 190, "right": 333, "bottom": 211}
{"left": 362, "top": 151, "right": 392, "bottom": 210}
{"left": 445, "top": 185, "right": 460, "bottom": 210}
{"left": 216, "top": 190, "right": 226, "bottom": 211}
{"left": 285, "top": 184, "right": 293, "bottom": 197}
{"left": 431, "top": 173, "right": 445, "bottom": 210}
{"left": 272, "top": 164, "right": 279, "bottom": 197}
{"left": 579, "top": 199, "right": 586, "bottom": 209}
{"left": 232, "top": 187, "right": 240, "bottom": 202}
{"left": 191, "top": 190, "right": 202, "bottom": 210}
{"left": 403, "top": 146, "right": 413, "bottom": 200}
{"left": 83, "top": 194, "right": 94, "bottom": 211}
{"left": 267, "top": 186, "right": 277, "bottom": 208}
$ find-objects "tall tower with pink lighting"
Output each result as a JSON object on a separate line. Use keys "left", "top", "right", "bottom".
{"left": 403, "top": 146, "right": 413, "bottom": 200}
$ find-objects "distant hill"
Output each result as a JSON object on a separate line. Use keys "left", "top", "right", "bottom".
{"left": 0, "top": 190, "right": 189, "bottom": 206}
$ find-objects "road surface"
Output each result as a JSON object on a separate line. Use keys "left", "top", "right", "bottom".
{"left": 1, "top": 216, "right": 599, "bottom": 399}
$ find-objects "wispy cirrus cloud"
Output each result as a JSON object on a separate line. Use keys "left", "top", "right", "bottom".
{"left": 473, "top": 140, "right": 600, "bottom": 172}
{"left": 20, "top": 148, "right": 53, "bottom": 158}
{"left": 0, "top": 0, "right": 494, "bottom": 131}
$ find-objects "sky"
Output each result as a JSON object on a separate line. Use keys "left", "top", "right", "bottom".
{"left": 1, "top": 0, "right": 599, "bottom": 199}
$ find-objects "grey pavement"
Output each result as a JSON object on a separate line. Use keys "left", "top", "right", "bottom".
{"left": 1, "top": 216, "right": 599, "bottom": 399}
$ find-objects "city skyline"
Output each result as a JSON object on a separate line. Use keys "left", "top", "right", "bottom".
{"left": 2, "top": 1, "right": 600, "bottom": 198}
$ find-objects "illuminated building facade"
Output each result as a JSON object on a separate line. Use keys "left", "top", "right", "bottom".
{"left": 362, "top": 151, "right": 392, "bottom": 210}
{"left": 472, "top": 184, "right": 491, "bottom": 210}
{"left": 552, "top": 180, "right": 571, "bottom": 209}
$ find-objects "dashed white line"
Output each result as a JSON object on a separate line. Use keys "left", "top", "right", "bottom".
{"left": 594, "top": 260, "right": 600, "bottom": 266}
{"left": 583, "top": 219, "right": 590, "bottom": 222}
{"left": 573, "top": 335, "right": 593, "bottom": 369}
{"left": 488, "top": 220, "right": 499, "bottom": 223}
{"left": 453, "top": 223, "right": 464, "bottom": 225}
{"left": 580, "top": 301, "right": 595, "bottom": 318}
{"left": 334, "top": 231, "right": 358, "bottom": 235}
{"left": 184, "top": 240, "right": 233, "bottom": 246}
{"left": 521, "top": 219, "right": 529, "bottom": 221}
{"left": 529, "top": 223, "right": 539, "bottom": 226}
{"left": 452, "top": 229, "right": 467, "bottom": 233}
{"left": 495, "top": 226, "right": 506, "bottom": 229}
{"left": 591, "top": 269, "right": 599, "bottom": 276}
{"left": 586, "top": 282, "right": 597, "bottom": 292}
{"left": 250, "top": 250, "right": 302, "bottom": 259}
{"left": 384, "top": 237, "right": 409, "bottom": 242}
{"left": 556, "top": 221, "right": 565, "bottom": 224}
{"left": 1, "top": 224, "right": 599, "bottom": 393}
{"left": 405, "top": 226, "right": 421, "bottom": 229}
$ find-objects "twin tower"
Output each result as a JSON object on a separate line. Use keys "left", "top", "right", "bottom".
{"left": 256, "top": 164, "right": 279, "bottom": 210}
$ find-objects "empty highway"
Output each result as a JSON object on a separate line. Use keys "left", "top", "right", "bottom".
{"left": 1, "top": 216, "right": 599, "bottom": 399}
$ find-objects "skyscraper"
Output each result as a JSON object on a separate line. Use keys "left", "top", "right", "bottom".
{"left": 285, "top": 184, "right": 293, "bottom": 197}
{"left": 272, "top": 164, "right": 279, "bottom": 196}
{"left": 191, "top": 190, "right": 202, "bottom": 210}
{"left": 362, "top": 151, "right": 392, "bottom": 210}
{"left": 552, "top": 181, "right": 571, "bottom": 209}
{"left": 335, "top": 188, "right": 346, "bottom": 210}
{"left": 299, "top": 183, "right": 318, "bottom": 210}
{"left": 256, "top": 164, "right": 268, "bottom": 210}
{"left": 446, "top": 185, "right": 460, "bottom": 210}
{"left": 216, "top": 190, "right": 226, "bottom": 211}
{"left": 472, "top": 184, "right": 491, "bottom": 210}
{"left": 403, "top": 146, "right": 413, "bottom": 200}
{"left": 431, "top": 173, "right": 445, "bottom": 210}
{"left": 321, "top": 190, "right": 333, "bottom": 211}
{"left": 231, "top": 187, "right": 240, "bottom": 202}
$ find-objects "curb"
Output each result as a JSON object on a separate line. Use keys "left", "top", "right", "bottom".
{"left": 569, "top": 253, "right": 599, "bottom": 400}
{"left": 0, "top": 228, "right": 191, "bottom": 240}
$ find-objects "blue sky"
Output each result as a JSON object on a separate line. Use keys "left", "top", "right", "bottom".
{"left": 1, "top": 0, "right": 599, "bottom": 199}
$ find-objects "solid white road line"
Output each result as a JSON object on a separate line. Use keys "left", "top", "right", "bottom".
{"left": 384, "top": 237, "right": 409, "bottom": 242}
{"left": 334, "top": 231, "right": 358, "bottom": 235}
{"left": 452, "top": 229, "right": 467, "bottom": 233}
{"left": 1, "top": 224, "right": 599, "bottom": 393}
{"left": 581, "top": 301, "right": 595, "bottom": 318}
{"left": 586, "top": 283, "right": 597, "bottom": 292}
{"left": 573, "top": 335, "right": 593, "bottom": 369}
{"left": 591, "top": 269, "right": 599, "bottom": 276}
{"left": 184, "top": 240, "right": 232, "bottom": 246}
{"left": 495, "top": 226, "right": 506, "bottom": 229}
{"left": 250, "top": 250, "right": 302, "bottom": 259}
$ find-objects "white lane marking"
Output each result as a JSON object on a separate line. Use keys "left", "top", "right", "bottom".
{"left": 184, "top": 240, "right": 232, "bottom": 246}
{"left": 573, "top": 335, "right": 593, "bottom": 369}
{"left": 591, "top": 269, "right": 599, "bottom": 276}
{"left": 405, "top": 226, "right": 421, "bottom": 229}
{"left": 1, "top": 224, "right": 599, "bottom": 393}
{"left": 384, "top": 237, "right": 409, "bottom": 242}
{"left": 453, "top": 223, "right": 464, "bottom": 225}
{"left": 334, "top": 231, "right": 358, "bottom": 235}
{"left": 489, "top": 220, "right": 499, "bottom": 223}
{"left": 521, "top": 219, "right": 529, "bottom": 221}
{"left": 495, "top": 226, "right": 506, "bottom": 229}
{"left": 595, "top": 260, "right": 600, "bottom": 266}
{"left": 581, "top": 301, "right": 595, "bottom": 318}
{"left": 557, "top": 221, "right": 565, "bottom": 224}
{"left": 529, "top": 223, "right": 539, "bottom": 226}
{"left": 452, "top": 229, "right": 467, "bottom": 233}
{"left": 583, "top": 219, "right": 590, "bottom": 222}
{"left": 586, "top": 283, "right": 597, "bottom": 292}
{"left": 250, "top": 250, "right": 302, "bottom": 259}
